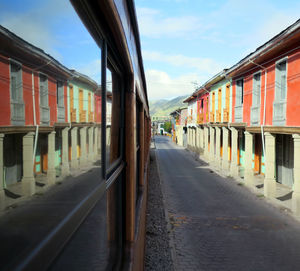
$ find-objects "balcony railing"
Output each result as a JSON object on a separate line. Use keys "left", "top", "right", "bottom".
{"left": 273, "top": 100, "right": 286, "bottom": 126}
{"left": 216, "top": 110, "right": 221, "bottom": 122}
{"left": 209, "top": 112, "right": 215, "bottom": 123}
{"left": 250, "top": 106, "right": 260, "bottom": 126}
{"left": 197, "top": 113, "right": 204, "bottom": 124}
{"left": 57, "top": 106, "right": 65, "bottom": 123}
{"left": 71, "top": 109, "right": 77, "bottom": 122}
{"left": 11, "top": 101, "right": 25, "bottom": 125}
{"left": 88, "top": 111, "right": 94, "bottom": 122}
{"left": 187, "top": 116, "right": 193, "bottom": 124}
{"left": 234, "top": 105, "right": 243, "bottom": 123}
{"left": 79, "top": 110, "right": 87, "bottom": 123}
{"left": 223, "top": 108, "right": 229, "bottom": 123}
{"left": 40, "top": 105, "right": 50, "bottom": 126}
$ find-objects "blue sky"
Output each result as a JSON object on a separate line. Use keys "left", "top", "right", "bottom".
{"left": 0, "top": 0, "right": 299, "bottom": 100}
{"left": 135, "top": 0, "right": 300, "bottom": 99}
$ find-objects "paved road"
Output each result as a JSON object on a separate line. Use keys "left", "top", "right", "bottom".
{"left": 155, "top": 136, "right": 300, "bottom": 271}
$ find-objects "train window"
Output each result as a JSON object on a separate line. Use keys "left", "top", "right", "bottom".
{"left": 0, "top": 2, "right": 126, "bottom": 270}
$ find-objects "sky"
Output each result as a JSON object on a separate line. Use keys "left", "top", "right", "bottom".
{"left": 0, "top": 0, "right": 299, "bottom": 100}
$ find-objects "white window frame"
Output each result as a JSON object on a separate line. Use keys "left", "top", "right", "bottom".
{"left": 9, "top": 59, "right": 23, "bottom": 103}
{"left": 252, "top": 70, "right": 262, "bottom": 107}
{"left": 273, "top": 56, "right": 288, "bottom": 126}
{"left": 39, "top": 73, "right": 49, "bottom": 107}
{"left": 274, "top": 57, "right": 288, "bottom": 102}
{"left": 235, "top": 78, "right": 244, "bottom": 106}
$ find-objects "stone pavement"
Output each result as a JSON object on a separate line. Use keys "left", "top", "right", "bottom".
{"left": 155, "top": 135, "right": 300, "bottom": 271}
{"left": 0, "top": 165, "right": 105, "bottom": 270}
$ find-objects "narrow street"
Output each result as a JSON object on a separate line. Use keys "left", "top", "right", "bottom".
{"left": 155, "top": 135, "right": 300, "bottom": 271}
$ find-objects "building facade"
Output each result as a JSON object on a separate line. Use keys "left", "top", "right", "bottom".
{"left": 181, "top": 19, "right": 300, "bottom": 216}
{"left": 0, "top": 25, "right": 101, "bottom": 210}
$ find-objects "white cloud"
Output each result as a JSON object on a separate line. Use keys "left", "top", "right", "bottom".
{"left": 136, "top": 7, "right": 209, "bottom": 38}
{"left": 142, "top": 50, "right": 224, "bottom": 75}
{"left": 0, "top": 15, "right": 62, "bottom": 61}
{"left": 145, "top": 69, "right": 207, "bottom": 100}
{"left": 72, "top": 59, "right": 101, "bottom": 84}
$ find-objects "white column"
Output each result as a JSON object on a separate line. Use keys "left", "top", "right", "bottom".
{"left": 204, "top": 127, "right": 209, "bottom": 160}
{"left": 292, "top": 134, "right": 300, "bottom": 215}
{"left": 47, "top": 131, "right": 56, "bottom": 185}
{"left": 21, "top": 132, "right": 35, "bottom": 196}
{"left": 222, "top": 127, "right": 230, "bottom": 171}
{"left": 94, "top": 127, "right": 99, "bottom": 160}
{"left": 97, "top": 127, "right": 101, "bottom": 158}
{"left": 209, "top": 127, "right": 215, "bottom": 164}
{"left": 61, "top": 127, "right": 70, "bottom": 176}
{"left": 71, "top": 127, "right": 78, "bottom": 169}
{"left": 230, "top": 127, "right": 239, "bottom": 177}
{"left": 80, "top": 127, "right": 87, "bottom": 167}
{"left": 199, "top": 127, "right": 204, "bottom": 150}
{"left": 264, "top": 132, "right": 277, "bottom": 198}
{"left": 215, "top": 127, "right": 221, "bottom": 167}
{"left": 0, "top": 134, "right": 5, "bottom": 209}
{"left": 88, "top": 127, "right": 94, "bottom": 163}
{"left": 193, "top": 128, "right": 197, "bottom": 151}
{"left": 244, "top": 131, "right": 254, "bottom": 187}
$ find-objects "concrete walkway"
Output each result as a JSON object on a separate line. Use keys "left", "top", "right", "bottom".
{"left": 155, "top": 135, "right": 300, "bottom": 271}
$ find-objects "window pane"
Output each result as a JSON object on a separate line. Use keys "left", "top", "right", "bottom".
{"left": 0, "top": 2, "right": 120, "bottom": 270}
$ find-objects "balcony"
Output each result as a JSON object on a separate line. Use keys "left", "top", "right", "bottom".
{"left": 223, "top": 108, "right": 229, "bottom": 123}
{"left": 187, "top": 116, "right": 193, "bottom": 124}
{"left": 234, "top": 105, "right": 243, "bottom": 123}
{"left": 79, "top": 110, "right": 87, "bottom": 123}
{"left": 40, "top": 105, "right": 50, "bottom": 126}
{"left": 197, "top": 113, "right": 204, "bottom": 124}
{"left": 250, "top": 106, "right": 260, "bottom": 126}
{"left": 273, "top": 100, "right": 286, "bottom": 126}
{"left": 209, "top": 112, "right": 215, "bottom": 123}
{"left": 89, "top": 112, "right": 94, "bottom": 122}
{"left": 11, "top": 101, "right": 25, "bottom": 126}
{"left": 216, "top": 110, "right": 221, "bottom": 123}
{"left": 57, "top": 106, "right": 65, "bottom": 123}
{"left": 71, "top": 109, "right": 77, "bottom": 122}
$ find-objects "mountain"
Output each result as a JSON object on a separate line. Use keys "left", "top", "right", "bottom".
{"left": 149, "top": 95, "right": 188, "bottom": 117}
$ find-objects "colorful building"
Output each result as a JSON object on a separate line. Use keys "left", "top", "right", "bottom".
{"left": 170, "top": 107, "right": 187, "bottom": 147}
{"left": 0, "top": 25, "right": 101, "bottom": 210}
{"left": 181, "top": 19, "right": 300, "bottom": 216}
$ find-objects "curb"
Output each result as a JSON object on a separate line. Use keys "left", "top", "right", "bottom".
{"left": 153, "top": 138, "right": 178, "bottom": 271}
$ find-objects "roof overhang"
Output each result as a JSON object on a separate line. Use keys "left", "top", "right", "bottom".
{"left": 226, "top": 19, "right": 300, "bottom": 78}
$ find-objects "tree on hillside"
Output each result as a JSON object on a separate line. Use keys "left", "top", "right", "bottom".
{"left": 163, "top": 121, "right": 172, "bottom": 133}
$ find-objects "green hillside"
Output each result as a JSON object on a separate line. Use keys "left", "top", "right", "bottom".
{"left": 149, "top": 95, "right": 188, "bottom": 117}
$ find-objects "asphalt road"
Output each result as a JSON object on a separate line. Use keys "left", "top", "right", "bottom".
{"left": 155, "top": 136, "right": 300, "bottom": 271}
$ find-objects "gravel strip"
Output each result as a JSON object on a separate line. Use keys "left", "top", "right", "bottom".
{"left": 145, "top": 148, "right": 174, "bottom": 271}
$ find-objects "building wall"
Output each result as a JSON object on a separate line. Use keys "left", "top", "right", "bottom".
{"left": 286, "top": 49, "right": 300, "bottom": 126}
{"left": 48, "top": 77, "right": 57, "bottom": 126}
{"left": 209, "top": 79, "right": 230, "bottom": 123}
{"left": 70, "top": 80, "right": 95, "bottom": 123}
{"left": 0, "top": 55, "right": 11, "bottom": 126}
{"left": 23, "top": 67, "right": 35, "bottom": 126}
{"left": 64, "top": 84, "right": 68, "bottom": 123}
{"left": 196, "top": 92, "right": 209, "bottom": 124}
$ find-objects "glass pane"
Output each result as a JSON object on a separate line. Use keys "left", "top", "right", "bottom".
{"left": 0, "top": 1, "right": 114, "bottom": 269}
{"left": 106, "top": 67, "right": 120, "bottom": 169}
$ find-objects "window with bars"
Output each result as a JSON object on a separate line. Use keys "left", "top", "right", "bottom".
{"left": 236, "top": 79, "right": 244, "bottom": 106}
{"left": 275, "top": 60, "right": 287, "bottom": 101}
{"left": 57, "top": 81, "right": 64, "bottom": 107}
{"left": 40, "top": 74, "right": 48, "bottom": 107}
{"left": 252, "top": 73, "right": 261, "bottom": 106}
{"left": 10, "top": 61, "right": 25, "bottom": 125}
{"left": 10, "top": 62, "right": 22, "bottom": 102}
